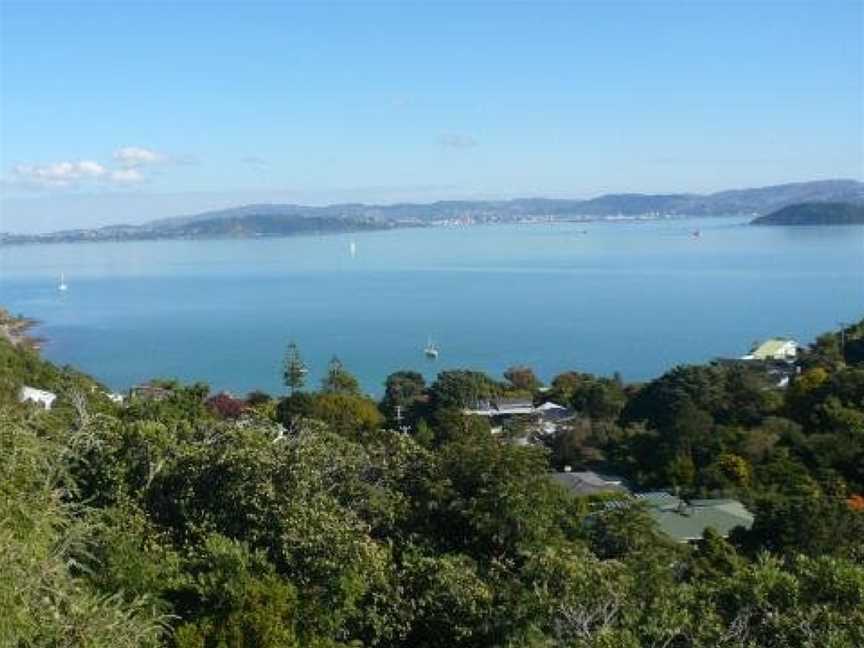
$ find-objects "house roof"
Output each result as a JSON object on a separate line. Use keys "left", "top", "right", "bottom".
{"left": 551, "top": 471, "right": 628, "bottom": 496}
{"left": 592, "top": 492, "right": 754, "bottom": 542}
{"left": 635, "top": 491, "right": 684, "bottom": 510}
{"left": 497, "top": 397, "right": 534, "bottom": 408}
{"left": 464, "top": 399, "right": 569, "bottom": 418}
{"left": 646, "top": 498, "right": 754, "bottom": 542}
{"left": 689, "top": 498, "right": 753, "bottom": 518}
{"left": 131, "top": 384, "right": 173, "bottom": 401}
{"left": 19, "top": 386, "right": 57, "bottom": 402}
{"left": 751, "top": 338, "right": 796, "bottom": 359}
{"left": 536, "top": 401, "right": 566, "bottom": 412}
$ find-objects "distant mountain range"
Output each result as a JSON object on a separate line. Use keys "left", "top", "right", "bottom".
{"left": 3, "top": 179, "right": 862, "bottom": 245}
{"left": 751, "top": 202, "right": 864, "bottom": 226}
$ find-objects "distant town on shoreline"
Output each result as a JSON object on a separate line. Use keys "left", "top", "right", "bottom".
{"left": 3, "top": 178, "right": 862, "bottom": 246}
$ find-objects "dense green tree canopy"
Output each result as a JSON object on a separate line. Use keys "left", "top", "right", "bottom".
{"left": 503, "top": 365, "right": 541, "bottom": 392}
{"left": 380, "top": 370, "right": 427, "bottom": 427}
{"left": 2, "top": 317, "right": 864, "bottom": 647}
{"left": 321, "top": 355, "right": 361, "bottom": 396}
{"left": 429, "top": 369, "right": 502, "bottom": 410}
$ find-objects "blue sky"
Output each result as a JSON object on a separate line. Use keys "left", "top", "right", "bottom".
{"left": 1, "top": 0, "right": 862, "bottom": 231}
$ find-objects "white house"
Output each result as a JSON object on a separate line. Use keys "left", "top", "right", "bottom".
{"left": 19, "top": 386, "right": 57, "bottom": 410}
{"left": 466, "top": 399, "right": 576, "bottom": 440}
{"left": 464, "top": 397, "right": 536, "bottom": 416}
{"left": 464, "top": 398, "right": 571, "bottom": 418}
{"left": 742, "top": 338, "right": 798, "bottom": 362}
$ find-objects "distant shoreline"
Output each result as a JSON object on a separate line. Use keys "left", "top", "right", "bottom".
{"left": 0, "top": 214, "right": 742, "bottom": 248}
{"left": 3, "top": 178, "right": 861, "bottom": 244}
{"left": 0, "top": 220, "right": 421, "bottom": 248}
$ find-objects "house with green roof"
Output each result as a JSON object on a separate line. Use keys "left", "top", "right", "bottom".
{"left": 635, "top": 495, "right": 754, "bottom": 543}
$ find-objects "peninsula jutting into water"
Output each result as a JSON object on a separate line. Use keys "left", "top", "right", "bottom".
{"left": 751, "top": 202, "right": 864, "bottom": 226}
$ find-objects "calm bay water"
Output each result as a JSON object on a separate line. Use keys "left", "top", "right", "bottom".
{"left": 1, "top": 217, "right": 862, "bottom": 395}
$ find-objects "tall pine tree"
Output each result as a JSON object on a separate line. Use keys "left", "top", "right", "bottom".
{"left": 282, "top": 341, "right": 307, "bottom": 394}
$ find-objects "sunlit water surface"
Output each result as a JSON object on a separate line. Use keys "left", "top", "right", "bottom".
{"left": 2, "top": 218, "right": 862, "bottom": 395}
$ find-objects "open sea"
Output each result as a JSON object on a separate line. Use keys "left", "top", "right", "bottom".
{"left": 1, "top": 217, "right": 862, "bottom": 396}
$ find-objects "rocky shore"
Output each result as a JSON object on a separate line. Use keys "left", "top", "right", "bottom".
{"left": 0, "top": 308, "right": 43, "bottom": 350}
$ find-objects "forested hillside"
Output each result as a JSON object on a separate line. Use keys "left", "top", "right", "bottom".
{"left": 2, "top": 321, "right": 863, "bottom": 647}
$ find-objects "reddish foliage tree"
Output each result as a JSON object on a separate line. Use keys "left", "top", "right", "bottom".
{"left": 206, "top": 392, "right": 246, "bottom": 419}
{"left": 847, "top": 494, "right": 864, "bottom": 512}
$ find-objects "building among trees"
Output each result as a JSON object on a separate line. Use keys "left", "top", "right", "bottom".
{"left": 551, "top": 469, "right": 628, "bottom": 496}
{"left": 18, "top": 385, "right": 56, "bottom": 409}
{"left": 634, "top": 493, "right": 754, "bottom": 543}
{"left": 742, "top": 337, "right": 798, "bottom": 361}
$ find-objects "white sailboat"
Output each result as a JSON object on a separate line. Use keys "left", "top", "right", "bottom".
{"left": 58, "top": 272, "right": 68, "bottom": 292}
{"left": 424, "top": 337, "right": 439, "bottom": 359}
{"left": 349, "top": 240, "right": 357, "bottom": 257}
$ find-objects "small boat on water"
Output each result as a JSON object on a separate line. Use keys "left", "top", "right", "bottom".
{"left": 58, "top": 272, "right": 68, "bottom": 292}
{"left": 349, "top": 240, "right": 357, "bottom": 257}
{"left": 691, "top": 229, "right": 701, "bottom": 238}
{"left": 424, "top": 338, "right": 439, "bottom": 359}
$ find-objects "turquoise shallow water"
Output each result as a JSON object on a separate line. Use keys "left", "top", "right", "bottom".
{"left": 1, "top": 217, "right": 862, "bottom": 396}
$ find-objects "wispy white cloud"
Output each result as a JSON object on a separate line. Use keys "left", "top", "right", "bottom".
{"left": 438, "top": 133, "right": 478, "bottom": 149}
{"left": 9, "top": 160, "right": 110, "bottom": 189}
{"left": 108, "top": 168, "right": 145, "bottom": 183}
{"left": 113, "top": 146, "right": 164, "bottom": 168}
{"left": 4, "top": 146, "right": 186, "bottom": 192}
